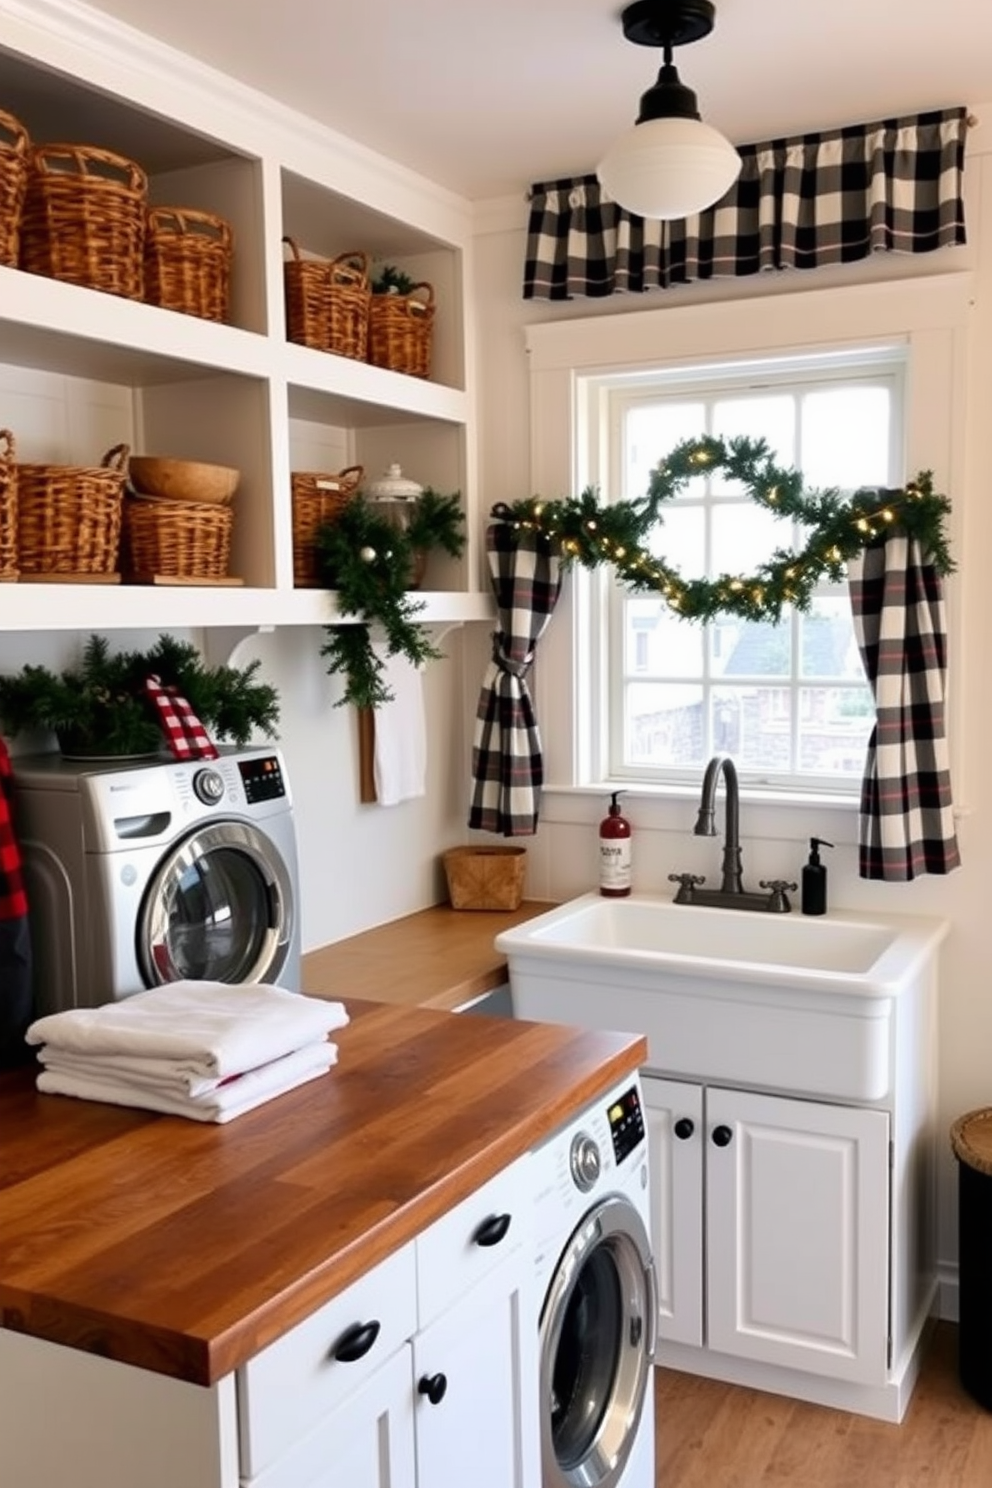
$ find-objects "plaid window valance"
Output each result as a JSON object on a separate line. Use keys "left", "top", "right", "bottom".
{"left": 524, "top": 107, "right": 968, "bottom": 300}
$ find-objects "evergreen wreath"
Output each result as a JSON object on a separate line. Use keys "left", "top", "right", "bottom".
{"left": 315, "top": 490, "right": 466, "bottom": 710}
{"left": 494, "top": 434, "right": 954, "bottom": 622}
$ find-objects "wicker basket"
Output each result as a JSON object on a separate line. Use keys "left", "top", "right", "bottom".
{"left": 326, "top": 250, "right": 371, "bottom": 360}
{"left": 368, "top": 282, "right": 434, "bottom": 379}
{"left": 443, "top": 846, "right": 527, "bottom": 912}
{"left": 291, "top": 464, "right": 363, "bottom": 587}
{"left": 123, "top": 496, "right": 233, "bottom": 580}
{"left": 0, "top": 107, "right": 29, "bottom": 269}
{"left": 283, "top": 235, "right": 328, "bottom": 350}
{"left": 20, "top": 143, "right": 148, "bottom": 300}
{"left": 17, "top": 443, "right": 129, "bottom": 576}
{"left": 143, "top": 206, "right": 233, "bottom": 322}
{"left": 0, "top": 428, "right": 17, "bottom": 580}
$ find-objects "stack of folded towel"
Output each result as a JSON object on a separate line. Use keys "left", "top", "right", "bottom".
{"left": 25, "top": 981, "right": 349, "bottom": 1124}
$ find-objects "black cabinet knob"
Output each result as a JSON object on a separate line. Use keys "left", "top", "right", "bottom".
{"left": 674, "top": 1118, "right": 695, "bottom": 1140}
{"left": 711, "top": 1125, "right": 734, "bottom": 1148}
{"left": 418, "top": 1372, "right": 448, "bottom": 1405}
{"left": 332, "top": 1319, "right": 380, "bottom": 1363}
{"left": 472, "top": 1212, "right": 512, "bottom": 1247}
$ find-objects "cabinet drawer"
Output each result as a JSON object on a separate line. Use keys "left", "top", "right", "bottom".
{"left": 238, "top": 1241, "right": 417, "bottom": 1479}
{"left": 417, "top": 1151, "right": 534, "bottom": 1326}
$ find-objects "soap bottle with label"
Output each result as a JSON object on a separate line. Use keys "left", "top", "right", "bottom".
{"left": 599, "top": 791, "right": 632, "bottom": 898}
{"left": 801, "top": 837, "right": 834, "bottom": 916}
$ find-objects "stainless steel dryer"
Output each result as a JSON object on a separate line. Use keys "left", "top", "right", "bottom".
{"left": 532, "top": 1074, "right": 656, "bottom": 1488}
{"left": 11, "top": 746, "right": 301, "bottom": 1017}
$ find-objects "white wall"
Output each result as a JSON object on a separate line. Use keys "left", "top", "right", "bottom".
{"left": 467, "top": 114, "right": 992, "bottom": 1295}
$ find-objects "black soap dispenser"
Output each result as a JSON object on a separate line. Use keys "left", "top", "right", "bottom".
{"left": 801, "top": 837, "right": 834, "bottom": 916}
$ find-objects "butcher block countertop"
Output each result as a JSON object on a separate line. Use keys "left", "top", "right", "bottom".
{"left": 300, "top": 899, "right": 556, "bottom": 1010}
{"left": 0, "top": 997, "right": 645, "bottom": 1388}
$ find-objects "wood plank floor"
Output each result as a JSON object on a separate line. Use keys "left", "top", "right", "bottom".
{"left": 654, "top": 1325, "right": 992, "bottom": 1486}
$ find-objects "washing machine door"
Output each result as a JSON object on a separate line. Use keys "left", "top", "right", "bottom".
{"left": 540, "top": 1193, "right": 656, "bottom": 1488}
{"left": 137, "top": 820, "right": 295, "bottom": 987}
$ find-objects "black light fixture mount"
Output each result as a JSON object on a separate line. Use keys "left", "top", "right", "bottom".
{"left": 597, "top": 0, "right": 741, "bottom": 221}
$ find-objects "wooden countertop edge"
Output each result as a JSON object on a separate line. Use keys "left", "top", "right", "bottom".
{"left": 0, "top": 999, "right": 647, "bottom": 1387}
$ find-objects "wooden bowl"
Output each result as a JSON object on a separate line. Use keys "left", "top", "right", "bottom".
{"left": 128, "top": 456, "right": 240, "bottom": 505}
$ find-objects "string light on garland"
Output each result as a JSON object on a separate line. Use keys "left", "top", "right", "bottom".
{"left": 494, "top": 434, "right": 954, "bottom": 624}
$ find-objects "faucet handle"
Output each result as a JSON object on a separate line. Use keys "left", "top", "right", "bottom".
{"left": 759, "top": 878, "right": 799, "bottom": 913}
{"left": 668, "top": 872, "right": 705, "bottom": 905}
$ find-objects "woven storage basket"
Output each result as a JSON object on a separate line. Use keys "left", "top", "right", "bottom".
{"left": 123, "top": 496, "right": 233, "bottom": 580}
{"left": 0, "top": 428, "right": 17, "bottom": 580}
{"left": 291, "top": 464, "right": 363, "bottom": 587}
{"left": 326, "top": 251, "right": 371, "bottom": 360}
{"left": 143, "top": 206, "right": 233, "bottom": 322}
{"left": 17, "top": 443, "right": 129, "bottom": 575}
{"left": 368, "top": 282, "right": 435, "bottom": 379}
{"left": 443, "top": 846, "right": 527, "bottom": 912}
{"left": 283, "top": 235, "right": 329, "bottom": 350}
{"left": 0, "top": 107, "right": 29, "bottom": 269}
{"left": 20, "top": 143, "right": 148, "bottom": 300}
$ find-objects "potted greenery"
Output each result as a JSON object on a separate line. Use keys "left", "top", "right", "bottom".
{"left": 0, "top": 633, "right": 280, "bottom": 758}
{"left": 315, "top": 487, "right": 466, "bottom": 710}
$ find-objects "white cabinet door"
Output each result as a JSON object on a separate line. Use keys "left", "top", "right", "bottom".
{"left": 246, "top": 1345, "right": 415, "bottom": 1488}
{"left": 705, "top": 1086, "right": 890, "bottom": 1385}
{"left": 412, "top": 1247, "right": 540, "bottom": 1488}
{"left": 643, "top": 1076, "right": 704, "bottom": 1347}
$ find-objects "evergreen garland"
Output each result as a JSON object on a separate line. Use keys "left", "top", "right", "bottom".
{"left": 496, "top": 434, "right": 954, "bottom": 623}
{"left": 315, "top": 492, "right": 466, "bottom": 710}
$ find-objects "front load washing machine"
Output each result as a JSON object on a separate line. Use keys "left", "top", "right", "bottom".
{"left": 532, "top": 1073, "right": 656, "bottom": 1488}
{"left": 11, "top": 746, "right": 301, "bottom": 1017}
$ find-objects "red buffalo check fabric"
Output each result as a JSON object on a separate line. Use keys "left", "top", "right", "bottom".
{"left": 0, "top": 736, "right": 32, "bottom": 1065}
{"left": 145, "top": 676, "right": 219, "bottom": 761}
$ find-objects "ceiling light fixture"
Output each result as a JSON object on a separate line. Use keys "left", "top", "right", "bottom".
{"left": 597, "top": 0, "right": 742, "bottom": 221}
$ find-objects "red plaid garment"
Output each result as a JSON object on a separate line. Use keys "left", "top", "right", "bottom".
{"left": 0, "top": 737, "right": 27, "bottom": 920}
{"left": 145, "top": 676, "right": 219, "bottom": 761}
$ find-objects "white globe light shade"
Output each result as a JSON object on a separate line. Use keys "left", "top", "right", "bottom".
{"left": 597, "top": 116, "right": 742, "bottom": 221}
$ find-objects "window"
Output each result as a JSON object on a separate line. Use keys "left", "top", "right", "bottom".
{"left": 582, "top": 351, "right": 904, "bottom": 792}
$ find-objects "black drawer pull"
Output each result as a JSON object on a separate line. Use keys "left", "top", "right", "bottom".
{"left": 418, "top": 1371, "right": 448, "bottom": 1405}
{"left": 332, "top": 1319, "right": 381, "bottom": 1363}
{"left": 674, "top": 1118, "right": 695, "bottom": 1140}
{"left": 472, "top": 1212, "right": 512, "bottom": 1247}
{"left": 711, "top": 1125, "right": 734, "bottom": 1148}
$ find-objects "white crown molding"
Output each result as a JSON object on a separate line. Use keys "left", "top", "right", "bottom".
{"left": 0, "top": 0, "right": 473, "bottom": 241}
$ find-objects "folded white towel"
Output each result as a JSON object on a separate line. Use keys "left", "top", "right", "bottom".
{"left": 25, "top": 981, "right": 349, "bottom": 1080}
{"left": 36, "top": 1040, "right": 337, "bottom": 1099}
{"left": 373, "top": 646, "right": 427, "bottom": 806}
{"left": 36, "top": 1039, "right": 338, "bottom": 1123}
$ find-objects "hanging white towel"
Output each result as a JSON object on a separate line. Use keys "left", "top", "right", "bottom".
{"left": 25, "top": 981, "right": 349, "bottom": 1079}
{"left": 36, "top": 1039, "right": 338, "bottom": 1123}
{"left": 373, "top": 646, "right": 427, "bottom": 806}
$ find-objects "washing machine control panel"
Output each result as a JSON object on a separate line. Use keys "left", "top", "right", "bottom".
{"left": 607, "top": 1085, "right": 646, "bottom": 1165}
{"left": 237, "top": 754, "right": 288, "bottom": 804}
{"left": 569, "top": 1133, "right": 602, "bottom": 1192}
{"left": 192, "top": 767, "right": 226, "bottom": 805}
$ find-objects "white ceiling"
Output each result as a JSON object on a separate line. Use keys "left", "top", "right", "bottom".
{"left": 83, "top": 0, "right": 992, "bottom": 202}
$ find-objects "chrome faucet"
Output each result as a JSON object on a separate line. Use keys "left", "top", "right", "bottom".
{"left": 668, "top": 754, "right": 796, "bottom": 913}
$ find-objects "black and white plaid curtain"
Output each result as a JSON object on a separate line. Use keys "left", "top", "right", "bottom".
{"left": 848, "top": 537, "right": 960, "bottom": 880}
{"left": 469, "top": 520, "right": 563, "bottom": 837}
{"left": 524, "top": 107, "right": 968, "bottom": 300}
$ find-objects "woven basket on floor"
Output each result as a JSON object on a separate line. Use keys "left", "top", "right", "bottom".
{"left": 123, "top": 496, "right": 233, "bottom": 580}
{"left": 17, "top": 443, "right": 129, "bottom": 576}
{"left": 442, "top": 846, "right": 527, "bottom": 911}
{"left": 0, "top": 107, "right": 29, "bottom": 268}
{"left": 368, "top": 282, "right": 434, "bottom": 379}
{"left": 0, "top": 428, "right": 17, "bottom": 580}
{"left": 19, "top": 143, "right": 148, "bottom": 300}
{"left": 291, "top": 464, "right": 363, "bottom": 586}
{"left": 143, "top": 206, "right": 233, "bottom": 322}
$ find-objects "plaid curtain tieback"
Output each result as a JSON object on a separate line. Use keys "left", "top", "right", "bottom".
{"left": 491, "top": 639, "right": 534, "bottom": 679}
{"left": 145, "top": 676, "right": 219, "bottom": 761}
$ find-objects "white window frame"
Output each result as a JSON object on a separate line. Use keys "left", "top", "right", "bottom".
{"left": 524, "top": 274, "right": 970, "bottom": 808}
